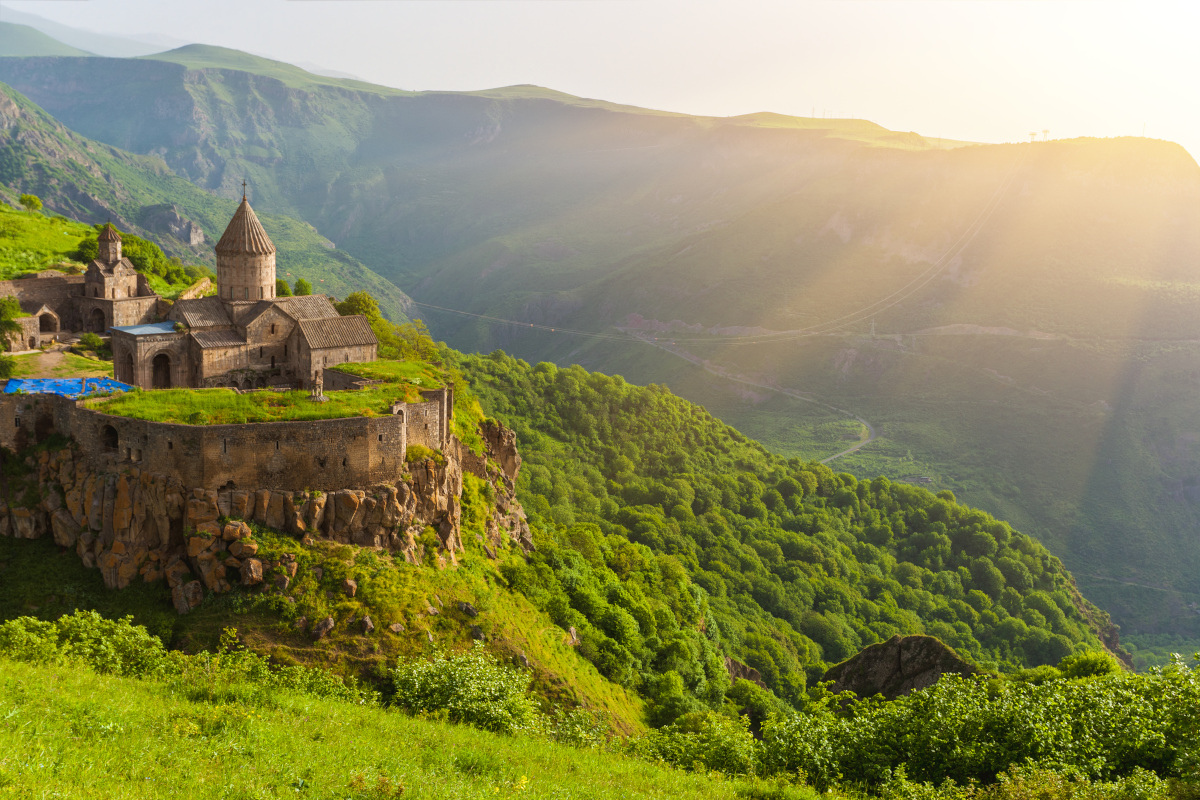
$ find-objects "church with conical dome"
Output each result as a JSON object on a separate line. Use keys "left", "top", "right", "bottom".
{"left": 109, "top": 196, "right": 377, "bottom": 390}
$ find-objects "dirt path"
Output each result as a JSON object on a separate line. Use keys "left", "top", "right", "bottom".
{"left": 30, "top": 348, "right": 66, "bottom": 377}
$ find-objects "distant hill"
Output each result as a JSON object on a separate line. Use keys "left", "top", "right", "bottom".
{"left": 0, "top": 5, "right": 173, "bottom": 57}
{"left": 1, "top": 48, "right": 1199, "bottom": 649}
{"left": 0, "top": 22, "right": 91, "bottom": 58}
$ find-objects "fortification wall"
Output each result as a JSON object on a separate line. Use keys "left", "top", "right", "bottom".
{"left": 0, "top": 392, "right": 448, "bottom": 491}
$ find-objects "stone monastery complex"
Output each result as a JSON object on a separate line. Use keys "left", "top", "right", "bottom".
{"left": 116, "top": 195, "right": 377, "bottom": 391}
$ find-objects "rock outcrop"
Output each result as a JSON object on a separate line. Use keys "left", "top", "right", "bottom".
{"left": 822, "top": 634, "right": 980, "bottom": 699}
{"left": 0, "top": 426, "right": 529, "bottom": 613}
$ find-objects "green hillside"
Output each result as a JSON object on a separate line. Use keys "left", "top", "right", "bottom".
{"left": 0, "top": 22, "right": 91, "bottom": 58}
{"left": 456, "top": 351, "right": 1121, "bottom": 700}
{"left": 3, "top": 49, "right": 1200, "bottom": 649}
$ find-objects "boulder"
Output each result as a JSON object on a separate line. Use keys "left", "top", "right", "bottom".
{"left": 822, "top": 634, "right": 980, "bottom": 700}
{"left": 164, "top": 559, "right": 191, "bottom": 589}
{"left": 361, "top": 616, "right": 375, "bottom": 635}
{"left": 50, "top": 508, "right": 80, "bottom": 547}
{"left": 313, "top": 616, "right": 335, "bottom": 640}
{"left": 724, "top": 656, "right": 768, "bottom": 690}
{"left": 388, "top": 622, "right": 405, "bottom": 634}
{"left": 171, "top": 580, "right": 204, "bottom": 615}
{"left": 457, "top": 601, "right": 478, "bottom": 618}
{"left": 342, "top": 578, "right": 357, "bottom": 597}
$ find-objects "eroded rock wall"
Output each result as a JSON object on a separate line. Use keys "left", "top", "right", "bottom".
{"left": 0, "top": 425, "right": 530, "bottom": 613}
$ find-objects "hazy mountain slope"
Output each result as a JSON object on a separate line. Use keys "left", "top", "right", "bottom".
{"left": 0, "top": 22, "right": 92, "bottom": 58}
{"left": 0, "top": 5, "right": 170, "bottom": 57}
{"left": 0, "top": 81, "right": 411, "bottom": 320}
{"left": 3, "top": 50, "right": 1199, "bottom": 642}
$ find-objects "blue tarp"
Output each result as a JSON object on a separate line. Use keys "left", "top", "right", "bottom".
{"left": 4, "top": 378, "right": 134, "bottom": 398}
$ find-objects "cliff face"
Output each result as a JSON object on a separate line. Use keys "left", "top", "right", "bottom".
{"left": 0, "top": 425, "right": 528, "bottom": 614}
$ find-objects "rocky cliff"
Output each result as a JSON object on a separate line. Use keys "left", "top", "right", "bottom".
{"left": 0, "top": 426, "right": 529, "bottom": 615}
{"left": 822, "top": 634, "right": 980, "bottom": 700}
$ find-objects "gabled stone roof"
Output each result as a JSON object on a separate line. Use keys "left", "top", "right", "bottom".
{"left": 191, "top": 329, "right": 247, "bottom": 349}
{"left": 215, "top": 198, "right": 275, "bottom": 256}
{"left": 87, "top": 257, "right": 136, "bottom": 276}
{"left": 297, "top": 315, "right": 377, "bottom": 349}
{"left": 277, "top": 294, "right": 338, "bottom": 320}
{"left": 172, "top": 296, "right": 231, "bottom": 329}
{"left": 98, "top": 223, "right": 121, "bottom": 242}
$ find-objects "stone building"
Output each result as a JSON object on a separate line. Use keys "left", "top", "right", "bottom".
{"left": 110, "top": 195, "right": 377, "bottom": 390}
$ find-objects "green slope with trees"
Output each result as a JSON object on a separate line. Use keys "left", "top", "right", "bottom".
{"left": 455, "top": 351, "right": 1123, "bottom": 717}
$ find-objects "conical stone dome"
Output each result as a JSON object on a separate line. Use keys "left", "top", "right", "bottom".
{"left": 215, "top": 197, "right": 277, "bottom": 302}
{"left": 98, "top": 223, "right": 121, "bottom": 242}
{"left": 215, "top": 198, "right": 275, "bottom": 256}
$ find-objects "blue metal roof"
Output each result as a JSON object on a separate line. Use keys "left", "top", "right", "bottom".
{"left": 110, "top": 322, "right": 178, "bottom": 336}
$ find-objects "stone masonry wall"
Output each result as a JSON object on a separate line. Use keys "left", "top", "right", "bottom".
{"left": 0, "top": 393, "right": 445, "bottom": 491}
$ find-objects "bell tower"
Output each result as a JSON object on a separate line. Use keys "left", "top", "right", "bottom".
{"left": 97, "top": 223, "right": 122, "bottom": 264}
{"left": 215, "top": 184, "right": 276, "bottom": 303}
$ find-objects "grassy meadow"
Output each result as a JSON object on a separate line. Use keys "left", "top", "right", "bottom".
{"left": 0, "top": 657, "right": 751, "bottom": 800}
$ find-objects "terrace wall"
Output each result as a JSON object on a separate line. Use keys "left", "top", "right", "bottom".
{"left": 0, "top": 390, "right": 448, "bottom": 491}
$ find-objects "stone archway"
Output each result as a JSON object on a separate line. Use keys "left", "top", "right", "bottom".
{"left": 121, "top": 351, "right": 134, "bottom": 385}
{"left": 101, "top": 425, "right": 118, "bottom": 452}
{"left": 89, "top": 308, "right": 106, "bottom": 333}
{"left": 152, "top": 353, "right": 172, "bottom": 389}
{"left": 38, "top": 311, "right": 58, "bottom": 334}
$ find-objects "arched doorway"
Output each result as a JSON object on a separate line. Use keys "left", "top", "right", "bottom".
{"left": 89, "top": 308, "right": 106, "bottom": 333}
{"left": 122, "top": 352, "right": 134, "bottom": 384}
{"left": 152, "top": 353, "right": 171, "bottom": 389}
{"left": 27, "top": 337, "right": 35, "bottom": 350}
{"left": 38, "top": 312, "right": 58, "bottom": 334}
{"left": 101, "top": 425, "right": 118, "bottom": 452}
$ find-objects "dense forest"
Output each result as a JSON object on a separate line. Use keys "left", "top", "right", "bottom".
{"left": 454, "top": 350, "right": 1119, "bottom": 721}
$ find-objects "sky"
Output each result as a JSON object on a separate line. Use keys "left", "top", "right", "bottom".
{"left": 4, "top": 0, "right": 1200, "bottom": 160}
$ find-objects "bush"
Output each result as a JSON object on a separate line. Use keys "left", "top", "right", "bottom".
{"left": 0, "top": 611, "right": 173, "bottom": 677}
{"left": 405, "top": 444, "right": 435, "bottom": 463}
{"left": 629, "top": 711, "right": 762, "bottom": 776}
{"left": 390, "top": 645, "right": 539, "bottom": 735}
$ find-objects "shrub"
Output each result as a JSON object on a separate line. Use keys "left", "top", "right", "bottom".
{"left": 0, "top": 611, "right": 173, "bottom": 677}
{"left": 390, "top": 645, "right": 539, "bottom": 735}
{"left": 405, "top": 444, "right": 435, "bottom": 463}
{"left": 629, "top": 711, "right": 762, "bottom": 776}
